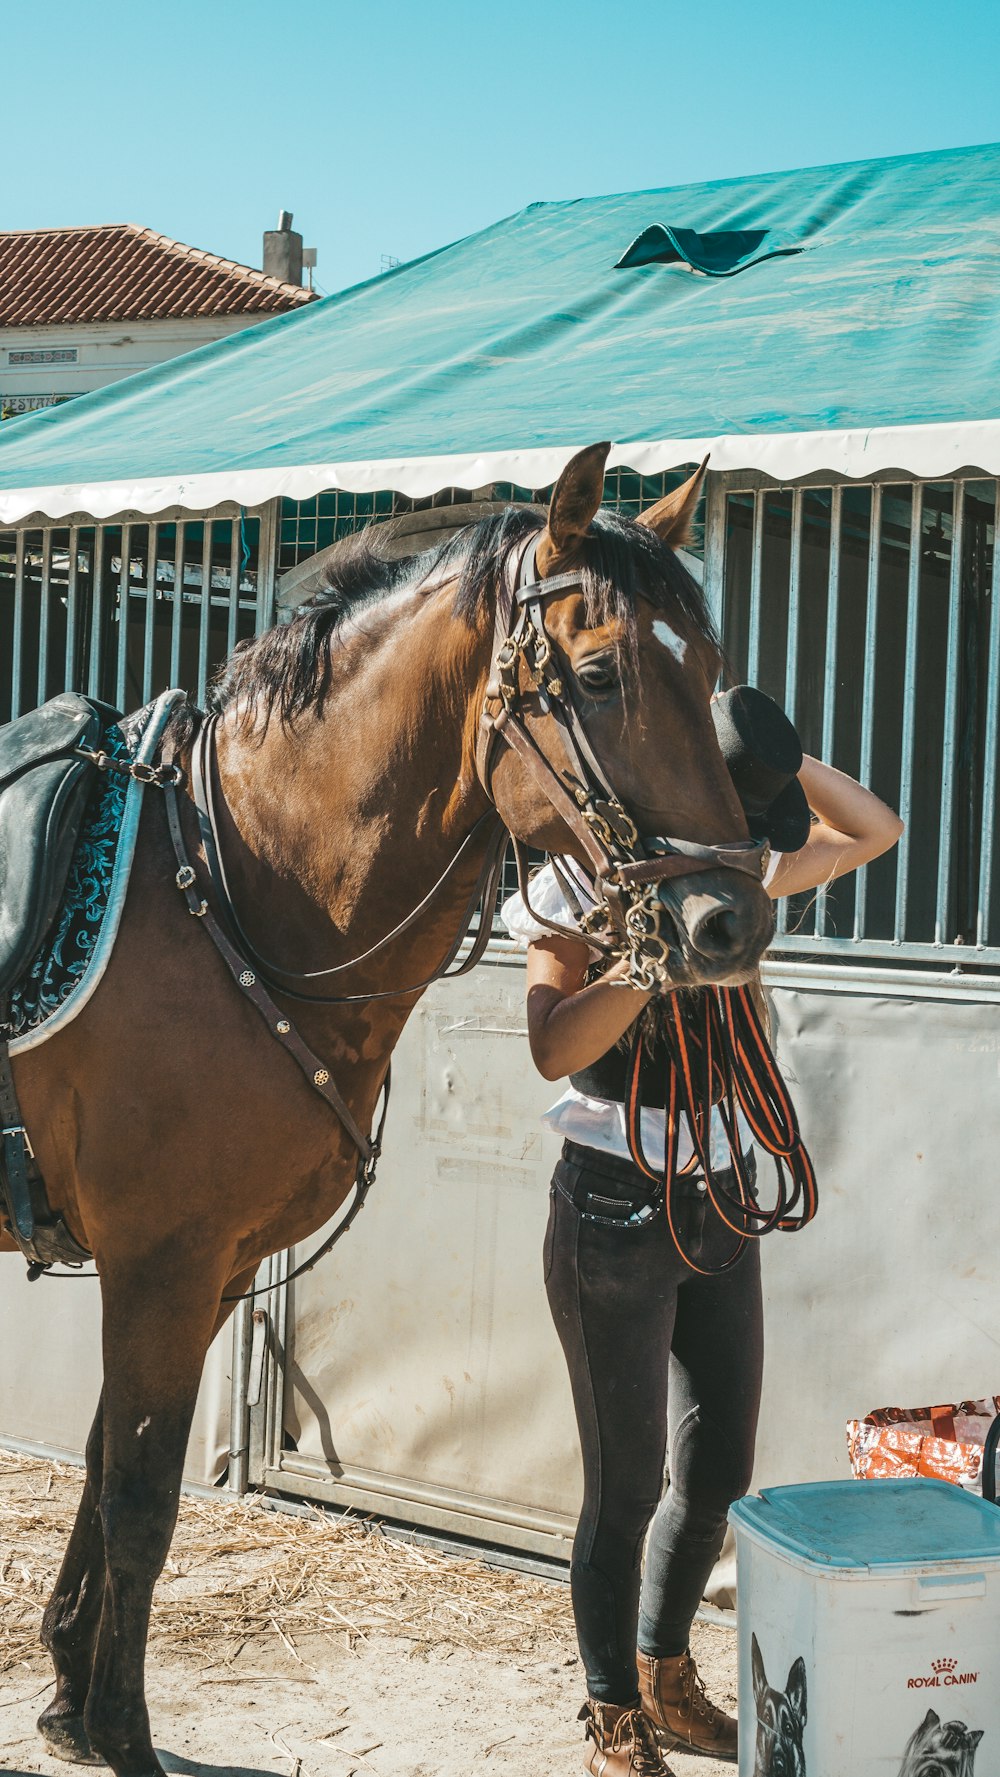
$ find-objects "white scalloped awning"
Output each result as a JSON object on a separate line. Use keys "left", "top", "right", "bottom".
{"left": 2, "top": 419, "right": 999, "bottom": 525}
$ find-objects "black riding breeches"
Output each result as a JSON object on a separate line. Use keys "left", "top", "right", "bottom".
{"left": 544, "top": 1140, "right": 763, "bottom": 1705}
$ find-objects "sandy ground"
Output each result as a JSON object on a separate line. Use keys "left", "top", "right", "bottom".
{"left": 0, "top": 1454, "right": 737, "bottom": 1777}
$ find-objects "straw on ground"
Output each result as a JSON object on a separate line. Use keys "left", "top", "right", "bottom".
{"left": 0, "top": 1448, "right": 573, "bottom": 1676}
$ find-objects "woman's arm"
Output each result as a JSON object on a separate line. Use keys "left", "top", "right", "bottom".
{"left": 526, "top": 935, "right": 653, "bottom": 1081}
{"left": 767, "top": 755, "right": 904, "bottom": 899}
{"left": 525, "top": 756, "right": 902, "bottom": 1078}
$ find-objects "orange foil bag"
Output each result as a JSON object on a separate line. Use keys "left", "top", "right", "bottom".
{"left": 847, "top": 1397, "right": 1000, "bottom": 1494}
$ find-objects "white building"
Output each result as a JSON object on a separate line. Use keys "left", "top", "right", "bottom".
{"left": 0, "top": 219, "right": 314, "bottom": 419}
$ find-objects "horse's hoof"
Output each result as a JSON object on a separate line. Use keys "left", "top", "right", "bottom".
{"left": 37, "top": 1707, "right": 106, "bottom": 1766}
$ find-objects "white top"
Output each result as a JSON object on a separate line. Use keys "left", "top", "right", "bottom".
{"left": 501, "top": 855, "right": 781, "bottom": 1173}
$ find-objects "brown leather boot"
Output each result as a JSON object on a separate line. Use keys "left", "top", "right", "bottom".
{"left": 579, "top": 1697, "right": 678, "bottom": 1776}
{"left": 637, "top": 1649, "right": 738, "bottom": 1762}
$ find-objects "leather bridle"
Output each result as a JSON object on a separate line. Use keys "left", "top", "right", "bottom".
{"left": 476, "top": 532, "right": 770, "bottom": 990}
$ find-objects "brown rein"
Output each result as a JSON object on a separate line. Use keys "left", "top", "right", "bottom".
{"left": 624, "top": 986, "right": 818, "bottom": 1275}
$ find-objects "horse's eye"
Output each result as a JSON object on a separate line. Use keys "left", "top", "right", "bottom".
{"left": 576, "top": 655, "right": 619, "bottom": 695}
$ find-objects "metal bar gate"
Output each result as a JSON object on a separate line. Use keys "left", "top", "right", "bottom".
{"left": 0, "top": 503, "right": 278, "bottom": 720}
{"left": 707, "top": 473, "right": 1000, "bottom": 970}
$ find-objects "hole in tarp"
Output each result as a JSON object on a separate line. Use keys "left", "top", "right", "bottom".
{"left": 616, "top": 225, "right": 803, "bottom": 278}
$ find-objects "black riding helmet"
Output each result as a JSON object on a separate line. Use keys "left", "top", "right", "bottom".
{"left": 711, "top": 685, "right": 811, "bottom": 853}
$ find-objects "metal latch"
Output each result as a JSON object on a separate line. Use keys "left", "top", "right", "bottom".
{"left": 246, "top": 1309, "right": 269, "bottom": 1409}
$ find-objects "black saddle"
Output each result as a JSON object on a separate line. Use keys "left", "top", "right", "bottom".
{"left": 0, "top": 691, "right": 124, "bottom": 1274}
{"left": 0, "top": 692, "right": 120, "bottom": 1000}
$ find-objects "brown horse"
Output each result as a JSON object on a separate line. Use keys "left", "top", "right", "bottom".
{"left": 3, "top": 443, "right": 772, "bottom": 1776}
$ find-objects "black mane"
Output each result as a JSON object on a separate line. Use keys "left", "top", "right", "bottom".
{"left": 210, "top": 505, "right": 718, "bottom": 734}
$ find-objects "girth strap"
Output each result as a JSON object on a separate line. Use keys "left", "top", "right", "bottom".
{"left": 0, "top": 1013, "right": 92, "bottom": 1273}
{"left": 0, "top": 1037, "right": 39, "bottom": 1251}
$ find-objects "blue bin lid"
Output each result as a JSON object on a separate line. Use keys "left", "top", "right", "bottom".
{"left": 730, "top": 1479, "right": 1000, "bottom": 1571}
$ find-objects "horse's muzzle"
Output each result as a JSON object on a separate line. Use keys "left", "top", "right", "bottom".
{"left": 657, "top": 867, "right": 775, "bottom": 986}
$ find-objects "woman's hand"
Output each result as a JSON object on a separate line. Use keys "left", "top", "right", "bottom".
{"left": 767, "top": 756, "right": 904, "bottom": 899}
{"left": 522, "top": 755, "right": 903, "bottom": 1081}
{"left": 526, "top": 935, "right": 653, "bottom": 1081}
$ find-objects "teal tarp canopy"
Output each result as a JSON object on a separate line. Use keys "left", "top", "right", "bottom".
{"left": 2, "top": 142, "right": 1000, "bottom": 522}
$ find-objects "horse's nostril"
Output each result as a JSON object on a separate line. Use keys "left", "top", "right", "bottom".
{"left": 659, "top": 870, "right": 773, "bottom": 984}
{"left": 691, "top": 906, "right": 741, "bottom": 957}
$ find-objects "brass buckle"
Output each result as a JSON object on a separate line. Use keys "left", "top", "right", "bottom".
{"left": 582, "top": 797, "right": 640, "bottom": 855}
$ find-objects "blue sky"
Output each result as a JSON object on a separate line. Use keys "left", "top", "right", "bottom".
{"left": 9, "top": 0, "right": 999, "bottom": 295}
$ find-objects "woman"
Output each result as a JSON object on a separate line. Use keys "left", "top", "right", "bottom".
{"left": 503, "top": 719, "right": 903, "bottom": 1777}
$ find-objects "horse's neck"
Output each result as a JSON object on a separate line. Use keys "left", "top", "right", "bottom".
{"left": 213, "top": 587, "right": 493, "bottom": 993}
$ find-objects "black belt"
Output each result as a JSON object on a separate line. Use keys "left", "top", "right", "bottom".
{"left": 555, "top": 1138, "right": 755, "bottom": 1229}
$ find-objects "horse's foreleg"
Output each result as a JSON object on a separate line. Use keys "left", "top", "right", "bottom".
{"left": 81, "top": 1265, "right": 225, "bottom": 1777}
{"left": 37, "top": 1395, "right": 107, "bottom": 1764}
{"left": 34, "top": 1264, "right": 256, "bottom": 1771}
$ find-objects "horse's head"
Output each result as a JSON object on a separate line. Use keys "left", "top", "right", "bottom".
{"left": 481, "top": 442, "right": 774, "bottom": 989}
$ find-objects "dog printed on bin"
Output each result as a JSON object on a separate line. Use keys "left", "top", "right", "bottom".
{"left": 751, "top": 1634, "right": 807, "bottom": 1776}
{"left": 898, "top": 1708, "right": 983, "bottom": 1776}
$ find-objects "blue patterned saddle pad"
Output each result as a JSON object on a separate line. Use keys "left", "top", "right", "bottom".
{"left": 7, "top": 719, "right": 133, "bottom": 1039}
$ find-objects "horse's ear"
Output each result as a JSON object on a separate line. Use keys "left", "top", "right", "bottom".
{"left": 636, "top": 455, "right": 709, "bottom": 548}
{"left": 785, "top": 1655, "right": 807, "bottom": 1724}
{"left": 750, "top": 1634, "right": 767, "bottom": 1709}
{"left": 536, "top": 441, "right": 611, "bottom": 573}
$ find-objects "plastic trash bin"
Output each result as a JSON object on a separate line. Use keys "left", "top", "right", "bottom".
{"left": 729, "top": 1477, "right": 1000, "bottom": 1775}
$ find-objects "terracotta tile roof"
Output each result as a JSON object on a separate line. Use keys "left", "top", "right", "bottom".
{"left": 0, "top": 222, "right": 316, "bottom": 326}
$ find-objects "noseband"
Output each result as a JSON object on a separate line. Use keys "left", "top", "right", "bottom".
{"left": 476, "top": 534, "right": 768, "bottom": 990}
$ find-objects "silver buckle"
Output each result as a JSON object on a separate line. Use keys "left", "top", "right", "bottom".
{"left": 2, "top": 1123, "right": 34, "bottom": 1159}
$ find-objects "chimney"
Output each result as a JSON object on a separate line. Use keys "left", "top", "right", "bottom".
{"left": 263, "top": 209, "right": 304, "bottom": 286}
